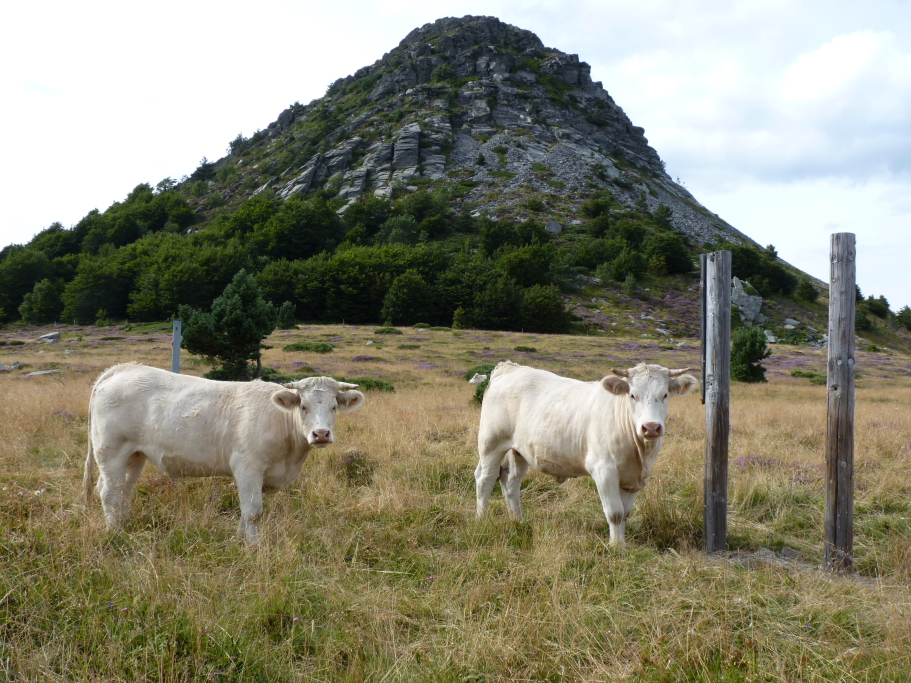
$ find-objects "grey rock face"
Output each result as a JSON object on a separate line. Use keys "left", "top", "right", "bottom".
{"left": 545, "top": 220, "right": 562, "bottom": 234}
{"left": 38, "top": 331, "right": 61, "bottom": 343}
{"left": 731, "top": 277, "right": 764, "bottom": 327}
{"left": 228, "top": 16, "right": 766, "bottom": 248}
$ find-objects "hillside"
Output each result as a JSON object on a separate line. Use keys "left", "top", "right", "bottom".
{"left": 2, "top": 15, "right": 910, "bottom": 351}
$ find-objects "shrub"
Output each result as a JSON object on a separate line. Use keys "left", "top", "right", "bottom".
{"left": 585, "top": 214, "right": 610, "bottom": 238}
{"left": 18, "top": 278, "right": 64, "bottom": 324}
{"left": 413, "top": 322, "right": 431, "bottom": 329}
{"left": 397, "top": 344, "right": 420, "bottom": 349}
{"left": 95, "top": 309, "right": 112, "bottom": 327}
{"left": 855, "top": 311, "right": 873, "bottom": 332}
{"left": 791, "top": 369, "right": 826, "bottom": 385}
{"left": 476, "top": 152, "right": 486, "bottom": 165}
{"left": 653, "top": 203, "right": 673, "bottom": 230}
{"left": 795, "top": 278, "right": 818, "bottom": 303}
{"left": 896, "top": 306, "right": 911, "bottom": 331}
{"left": 514, "top": 345, "right": 537, "bottom": 352}
{"left": 380, "top": 270, "right": 435, "bottom": 325}
{"left": 622, "top": 273, "right": 638, "bottom": 296}
{"left": 608, "top": 249, "right": 647, "bottom": 282}
{"left": 204, "top": 192, "right": 226, "bottom": 209}
{"left": 275, "top": 301, "right": 297, "bottom": 329}
{"left": 645, "top": 233, "right": 692, "bottom": 275}
{"left": 10, "top": 340, "right": 25, "bottom": 346}
{"left": 864, "top": 295, "right": 890, "bottom": 318}
{"left": 374, "top": 327, "right": 403, "bottom": 335}
{"left": 283, "top": 342, "right": 333, "bottom": 353}
{"left": 731, "top": 328, "right": 771, "bottom": 383}
{"left": 521, "top": 284, "right": 571, "bottom": 333}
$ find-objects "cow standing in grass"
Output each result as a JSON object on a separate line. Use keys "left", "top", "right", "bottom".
{"left": 475, "top": 361, "right": 698, "bottom": 544}
{"left": 84, "top": 363, "right": 365, "bottom": 541}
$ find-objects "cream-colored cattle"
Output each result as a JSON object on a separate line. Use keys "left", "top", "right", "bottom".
{"left": 84, "top": 363, "right": 364, "bottom": 541}
{"left": 475, "top": 361, "right": 698, "bottom": 544}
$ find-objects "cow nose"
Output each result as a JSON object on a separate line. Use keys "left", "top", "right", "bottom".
{"left": 641, "top": 422, "right": 662, "bottom": 438}
{"left": 311, "top": 429, "right": 332, "bottom": 444}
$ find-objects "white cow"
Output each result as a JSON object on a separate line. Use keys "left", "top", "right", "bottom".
{"left": 83, "top": 363, "right": 365, "bottom": 541}
{"left": 475, "top": 361, "right": 698, "bottom": 544}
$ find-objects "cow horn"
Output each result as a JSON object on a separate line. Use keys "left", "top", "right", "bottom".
{"left": 337, "top": 382, "right": 360, "bottom": 390}
{"left": 668, "top": 368, "right": 691, "bottom": 377}
{"left": 611, "top": 368, "right": 629, "bottom": 378}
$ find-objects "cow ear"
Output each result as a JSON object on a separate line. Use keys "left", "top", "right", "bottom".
{"left": 272, "top": 390, "right": 302, "bottom": 410}
{"left": 601, "top": 375, "right": 629, "bottom": 395}
{"left": 336, "top": 390, "right": 365, "bottom": 412}
{"left": 668, "top": 374, "right": 699, "bottom": 396}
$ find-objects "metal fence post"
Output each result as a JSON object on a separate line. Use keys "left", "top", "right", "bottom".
{"left": 171, "top": 320, "right": 182, "bottom": 374}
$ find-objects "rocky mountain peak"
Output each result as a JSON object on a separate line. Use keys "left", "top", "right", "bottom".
{"left": 215, "top": 17, "right": 754, "bottom": 247}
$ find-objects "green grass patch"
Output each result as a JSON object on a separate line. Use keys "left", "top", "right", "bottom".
{"left": 791, "top": 369, "right": 826, "bottom": 384}
{"left": 397, "top": 344, "right": 420, "bottom": 350}
{"left": 284, "top": 342, "right": 334, "bottom": 353}
{"left": 374, "top": 327, "right": 403, "bottom": 335}
{"left": 513, "top": 346, "right": 537, "bottom": 353}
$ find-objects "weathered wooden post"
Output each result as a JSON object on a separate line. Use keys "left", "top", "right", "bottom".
{"left": 701, "top": 251, "right": 731, "bottom": 553}
{"left": 825, "top": 233, "right": 856, "bottom": 571}
{"left": 171, "top": 320, "right": 182, "bottom": 374}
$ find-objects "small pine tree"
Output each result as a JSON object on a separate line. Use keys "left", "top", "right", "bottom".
{"left": 621, "top": 273, "right": 638, "bottom": 296}
{"left": 795, "top": 278, "right": 818, "bottom": 302}
{"left": 276, "top": 301, "right": 297, "bottom": 329}
{"left": 179, "top": 269, "right": 277, "bottom": 381}
{"left": 476, "top": 152, "right": 486, "bottom": 166}
{"left": 730, "top": 328, "right": 771, "bottom": 383}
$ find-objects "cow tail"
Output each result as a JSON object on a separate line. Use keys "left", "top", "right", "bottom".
{"left": 83, "top": 410, "right": 95, "bottom": 506}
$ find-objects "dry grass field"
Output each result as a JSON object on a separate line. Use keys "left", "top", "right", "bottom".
{"left": 2, "top": 322, "right": 910, "bottom": 682}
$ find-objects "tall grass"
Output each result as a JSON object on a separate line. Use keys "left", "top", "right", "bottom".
{"left": 1, "top": 324, "right": 909, "bottom": 681}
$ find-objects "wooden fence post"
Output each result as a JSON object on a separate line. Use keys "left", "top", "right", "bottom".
{"left": 171, "top": 320, "right": 182, "bottom": 374}
{"left": 702, "top": 251, "right": 731, "bottom": 553}
{"left": 825, "top": 233, "right": 856, "bottom": 571}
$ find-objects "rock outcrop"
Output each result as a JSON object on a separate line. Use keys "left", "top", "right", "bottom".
{"left": 218, "top": 16, "right": 755, "bottom": 247}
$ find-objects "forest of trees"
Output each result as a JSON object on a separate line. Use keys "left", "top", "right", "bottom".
{"left": 3, "top": 176, "right": 889, "bottom": 335}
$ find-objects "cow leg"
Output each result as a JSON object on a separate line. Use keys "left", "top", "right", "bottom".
{"left": 121, "top": 452, "right": 147, "bottom": 508}
{"left": 475, "top": 442, "right": 509, "bottom": 518}
{"left": 590, "top": 463, "right": 627, "bottom": 545}
{"left": 234, "top": 467, "right": 265, "bottom": 543}
{"left": 94, "top": 445, "right": 134, "bottom": 529}
{"left": 502, "top": 450, "right": 531, "bottom": 521}
{"left": 619, "top": 490, "right": 639, "bottom": 539}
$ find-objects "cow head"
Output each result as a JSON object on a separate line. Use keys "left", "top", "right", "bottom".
{"left": 273, "top": 377, "right": 365, "bottom": 447}
{"left": 601, "top": 364, "right": 698, "bottom": 440}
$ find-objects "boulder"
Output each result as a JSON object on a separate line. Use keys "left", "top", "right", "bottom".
{"left": 38, "top": 331, "right": 61, "bottom": 343}
{"left": 784, "top": 318, "right": 801, "bottom": 327}
{"left": 545, "top": 220, "right": 562, "bottom": 234}
{"left": 731, "top": 277, "right": 763, "bottom": 327}
{"left": 764, "top": 330, "right": 779, "bottom": 344}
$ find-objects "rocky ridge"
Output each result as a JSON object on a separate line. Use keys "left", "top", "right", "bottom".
{"left": 214, "top": 15, "right": 754, "bottom": 247}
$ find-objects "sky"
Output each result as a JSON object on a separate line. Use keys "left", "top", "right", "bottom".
{"left": 2, "top": 0, "right": 908, "bottom": 309}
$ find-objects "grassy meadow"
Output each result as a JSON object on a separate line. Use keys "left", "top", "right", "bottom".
{"left": 1, "top": 322, "right": 911, "bottom": 682}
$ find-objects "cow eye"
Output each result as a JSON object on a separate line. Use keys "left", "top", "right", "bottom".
{"left": 664, "top": 394, "right": 668, "bottom": 400}
{"left": 630, "top": 394, "right": 637, "bottom": 401}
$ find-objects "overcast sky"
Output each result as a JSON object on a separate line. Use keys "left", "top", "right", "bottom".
{"left": 2, "top": 0, "right": 908, "bottom": 308}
